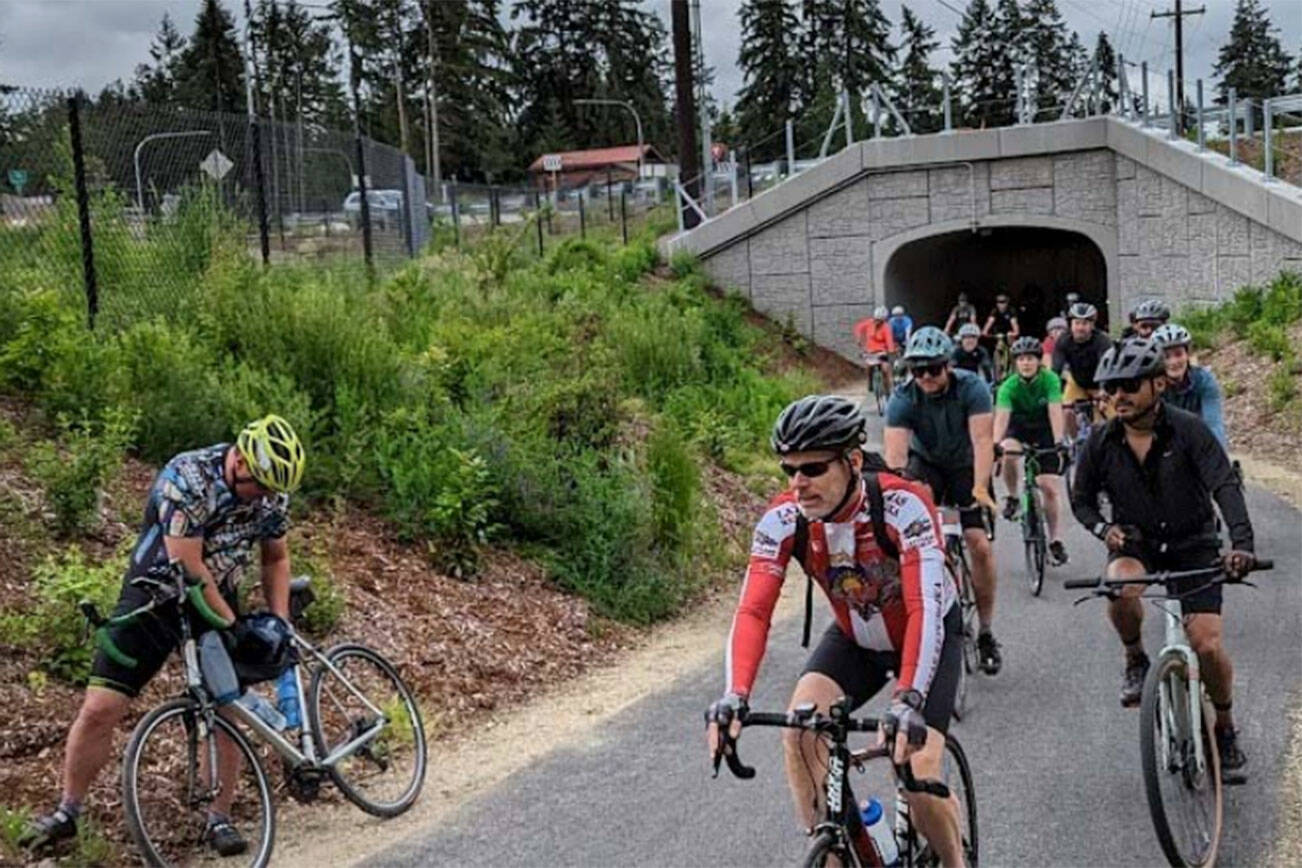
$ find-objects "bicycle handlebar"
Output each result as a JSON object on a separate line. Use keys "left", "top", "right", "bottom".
{"left": 1063, "top": 558, "right": 1274, "bottom": 591}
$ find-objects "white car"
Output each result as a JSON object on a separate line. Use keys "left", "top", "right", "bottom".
{"left": 343, "top": 189, "right": 403, "bottom": 229}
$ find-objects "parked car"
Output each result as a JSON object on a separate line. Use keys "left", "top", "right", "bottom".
{"left": 343, "top": 189, "right": 403, "bottom": 230}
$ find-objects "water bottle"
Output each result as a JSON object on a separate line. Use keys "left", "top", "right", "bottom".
{"left": 276, "top": 668, "right": 301, "bottom": 729}
{"left": 238, "top": 689, "right": 287, "bottom": 732}
{"left": 198, "top": 631, "right": 240, "bottom": 705}
{"left": 861, "top": 797, "right": 900, "bottom": 867}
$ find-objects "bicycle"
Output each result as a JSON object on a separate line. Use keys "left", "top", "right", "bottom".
{"left": 1064, "top": 557, "right": 1273, "bottom": 868}
{"left": 937, "top": 506, "right": 978, "bottom": 722}
{"left": 990, "top": 335, "right": 1011, "bottom": 382}
{"left": 997, "top": 445, "right": 1063, "bottom": 597}
{"left": 712, "top": 697, "right": 978, "bottom": 867}
{"left": 1063, "top": 399, "right": 1096, "bottom": 502}
{"left": 80, "top": 569, "right": 428, "bottom": 867}
{"left": 862, "top": 352, "right": 891, "bottom": 416}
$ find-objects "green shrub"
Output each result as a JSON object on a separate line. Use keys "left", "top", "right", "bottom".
{"left": 1260, "top": 270, "right": 1302, "bottom": 326}
{"left": 646, "top": 424, "right": 699, "bottom": 554}
{"left": 0, "top": 546, "right": 126, "bottom": 684}
{"left": 532, "top": 371, "right": 622, "bottom": 450}
{"left": 0, "top": 289, "right": 83, "bottom": 393}
{"left": 1268, "top": 365, "right": 1296, "bottom": 411}
{"left": 26, "top": 407, "right": 137, "bottom": 536}
{"left": 1247, "top": 322, "right": 1290, "bottom": 361}
{"left": 546, "top": 237, "right": 609, "bottom": 274}
{"left": 610, "top": 240, "right": 657, "bottom": 282}
{"left": 669, "top": 249, "right": 701, "bottom": 278}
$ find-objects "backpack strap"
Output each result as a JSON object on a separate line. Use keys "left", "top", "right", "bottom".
{"left": 865, "top": 472, "right": 899, "bottom": 562}
{"left": 792, "top": 513, "right": 813, "bottom": 648}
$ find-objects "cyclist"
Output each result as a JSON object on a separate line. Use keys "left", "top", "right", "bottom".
{"left": 1071, "top": 339, "right": 1255, "bottom": 774}
{"left": 1051, "top": 301, "right": 1114, "bottom": 440}
{"left": 1042, "top": 316, "right": 1068, "bottom": 366}
{"left": 854, "top": 305, "right": 897, "bottom": 393}
{"left": 705, "top": 396, "right": 965, "bottom": 868}
{"left": 885, "top": 327, "right": 1003, "bottom": 674}
{"left": 992, "top": 336, "right": 1070, "bottom": 566}
{"left": 943, "top": 291, "right": 977, "bottom": 335}
{"left": 1153, "top": 322, "right": 1228, "bottom": 449}
{"left": 951, "top": 322, "right": 995, "bottom": 385}
{"left": 982, "top": 292, "right": 1020, "bottom": 379}
{"left": 888, "top": 303, "right": 913, "bottom": 347}
{"left": 1060, "top": 291, "right": 1081, "bottom": 319}
{"left": 18, "top": 415, "right": 306, "bottom": 857}
{"left": 1121, "top": 298, "right": 1171, "bottom": 340}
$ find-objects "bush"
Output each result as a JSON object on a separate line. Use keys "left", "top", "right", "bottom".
{"left": 1247, "top": 322, "right": 1290, "bottom": 361}
{"left": 26, "top": 408, "right": 137, "bottom": 536}
{"left": 1268, "top": 365, "right": 1296, "bottom": 411}
{"left": 646, "top": 424, "right": 700, "bottom": 554}
{"left": 669, "top": 249, "right": 701, "bottom": 278}
{"left": 546, "top": 237, "right": 609, "bottom": 275}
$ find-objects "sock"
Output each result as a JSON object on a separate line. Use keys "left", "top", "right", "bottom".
{"left": 1122, "top": 636, "right": 1144, "bottom": 662}
{"left": 1213, "top": 701, "right": 1234, "bottom": 733}
{"left": 56, "top": 799, "right": 82, "bottom": 821}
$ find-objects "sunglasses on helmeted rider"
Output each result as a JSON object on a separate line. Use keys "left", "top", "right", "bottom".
{"left": 910, "top": 361, "right": 947, "bottom": 378}
{"left": 1102, "top": 377, "right": 1148, "bottom": 395}
{"left": 779, "top": 460, "right": 834, "bottom": 479}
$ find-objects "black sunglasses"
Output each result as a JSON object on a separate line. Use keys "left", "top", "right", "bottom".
{"left": 780, "top": 460, "right": 835, "bottom": 479}
{"left": 910, "top": 361, "right": 947, "bottom": 378}
{"left": 1102, "top": 377, "right": 1148, "bottom": 395}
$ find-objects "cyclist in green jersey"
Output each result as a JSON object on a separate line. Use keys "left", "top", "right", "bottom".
{"left": 993, "top": 337, "right": 1070, "bottom": 565}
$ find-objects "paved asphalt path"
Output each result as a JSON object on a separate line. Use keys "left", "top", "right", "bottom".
{"left": 367, "top": 408, "right": 1302, "bottom": 867}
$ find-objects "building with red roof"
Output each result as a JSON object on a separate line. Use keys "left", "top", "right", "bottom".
{"left": 527, "top": 144, "right": 670, "bottom": 189}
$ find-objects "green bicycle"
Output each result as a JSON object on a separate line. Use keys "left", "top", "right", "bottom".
{"left": 999, "top": 444, "right": 1062, "bottom": 597}
{"left": 82, "top": 569, "right": 427, "bottom": 867}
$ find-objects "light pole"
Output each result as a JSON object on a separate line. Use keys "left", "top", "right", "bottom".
{"left": 133, "top": 130, "right": 214, "bottom": 213}
{"left": 574, "top": 98, "right": 644, "bottom": 181}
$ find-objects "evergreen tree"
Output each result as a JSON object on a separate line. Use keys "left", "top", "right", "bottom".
{"left": 713, "top": 104, "right": 741, "bottom": 148}
{"left": 591, "top": 2, "right": 673, "bottom": 155}
{"left": 949, "top": 0, "right": 1002, "bottom": 128}
{"left": 1093, "top": 31, "right": 1119, "bottom": 115}
{"left": 251, "top": 1, "right": 347, "bottom": 126}
{"left": 1213, "top": 0, "right": 1294, "bottom": 104}
{"left": 797, "top": 0, "right": 895, "bottom": 145}
{"left": 990, "top": 0, "right": 1024, "bottom": 124}
{"left": 736, "top": 0, "right": 801, "bottom": 159}
{"left": 132, "top": 13, "right": 187, "bottom": 103}
{"left": 173, "top": 0, "right": 246, "bottom": 113}
{"left": 1021, "top": 0, "right": 1075, "bottom": 119}
{"left": 893, "top": 4, "right": 941, "bottom": 133}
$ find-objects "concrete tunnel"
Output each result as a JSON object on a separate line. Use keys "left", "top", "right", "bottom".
{"left": 882, "top": 226, "right": 1110, "bottom": 336}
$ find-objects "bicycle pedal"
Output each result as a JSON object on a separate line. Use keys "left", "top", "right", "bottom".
{"left": 1221, "top": 770, "right": 1248, "bottom": 786}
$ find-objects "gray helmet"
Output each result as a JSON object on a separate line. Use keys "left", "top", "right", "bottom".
{"left": 1046, "top": 316, "right": 1068, "bottom": 332}
{"left": 1066, "top": 291, "right": 1080, "bottom": 304}
{"left": 1152, "top": 323, "right": 1192, "bottom": 349}
{"left": 957, "top": 323, "right": 981, "bottom": 339}
{"left": 1010, "top": 336, "right": 1043, "bottom": 357}
{"left": 873, "top": 305, "right": 889, "bottom": 319}
{"left": 1094, "top": 338, "right": 1166, "bottom": 383}
{"left": 904, "top": 325, "right": 954, "bottom": 361}
{"left": 1132, "top": 298, "right": 1171, "bottom": 323}
{"left": 1068, "top": 301, "right": 1098, "bottom": 321}
{"left": 771, "top": 395, "right": 866, "bottom": 455}
{"left": 891, "top": 305, "right": 905, "bottom": 316}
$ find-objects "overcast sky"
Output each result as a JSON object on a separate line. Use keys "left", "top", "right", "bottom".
{"left": 1, "top": 0, "right": 1299, "bottom": 105}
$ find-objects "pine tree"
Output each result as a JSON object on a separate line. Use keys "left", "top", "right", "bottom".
{"left": 1213, "top": 0, "right": 1294, "bottom": 104}
{"left": 736, "top": 0, "right": 801, "bottom": 159}
{"left": 797, "top": 0, "right": 896, "bottom": 144}
{"left": 172, "top": 0, "right": 246, "bottom": 113}
{"left": 713, "top": 104, "right": 741, "bottom": 148}
{"left": 1093, "top": 31, "right": 1119, "bottom": 115}
{"left": 893, "top": 4, "right": 941, "bottom": 133}
{"left": 592, "top": 2, "right": 673, "bottom": 156}
{"left": 132, "top": 13, "right": 187, "bottom": 103}
{"left": 1021, "top": 0, "right": 1075, "bottom": 119}
{"left": 949, "top": 0, "right": 1002, "bottom": 128}
{"left": 251, "top": 1, "right": 347, "bottom": 126}
{"left": 990, "top": 0, "right": 1024, "bottom": 125}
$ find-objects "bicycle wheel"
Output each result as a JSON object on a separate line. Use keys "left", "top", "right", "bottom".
{"left": 874, "top": 367, "right": 887, "bottom": 416}
{"left": 801, "top": 829, "right": 852, "bottom": 868}
{"left": 958, "top": 556, "right": 980, "bottom": 679}
{"left": 309, "top": 643, "right": 428, "bottom": 817}
{"left": 122, "top": 697, "right": 275, "bottom": 868}
{"left": 907, "top": 735, "right": 979, "bottom": 868}
{"left": 1140, "top": 653, "right": 1222, "bottom": 867}
{"left": 950, "top": 557, "right": 970, "bottom": 721}
{"left": 1022, "top": 489, "right": 1046, "bottom": 597}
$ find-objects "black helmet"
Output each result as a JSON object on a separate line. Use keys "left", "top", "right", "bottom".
{"left": 1132, "top": 298, "right": 1171, "bottom": 323}
{"left": 1010, "top": 336, "right": 1043, "bottom": 357}
{"left": 229, "top": 613, "right": 294, "bottom": 685}
{"left": 1068, "top": 301, "right": 1098, "bottom": 321}
{"left": 772, "top": 395, "right": 866, "bottom": 455}
{"left": 1094, "top": 338, "right": 1166, "bottom": 383}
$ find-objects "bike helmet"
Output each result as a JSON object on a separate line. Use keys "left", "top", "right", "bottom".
{"left": 957, "top": 323, "right": 981, "bottom": 339}
{"left": 1046, "top": 316, "right": 1067, "bottom": 333}
{"left": 873, "top": 305, "right": 889, "bottom": 319}
{"left": 1094, "top": 338, "right": 1166, "bottom": 383}
{"left": 771, "top": 395, "right": 866, "bottom": 455}
{"left": 1132, "top": 298, "right": 1171, "bottom": 324}
{"left": 228, "top": 613, "right": 294, "bottom": 685}
{"left": 1068, "top": 301, "right": 1098, "bottom": 321}
{"left": 1010, "top": 336, "right": 1043, "bottom": 357}
{"left": 1065, "top": 291, "right": 1080, "bottom": 305}
{"left": 904, "top": 326, "right": 954, "bottom": 361}
{"left": 891, "top": 305, "right": 905, "bottom": 316}
{"left": 236, "top": 414, "right": 305, "bottom": 493}
{"left": 1152, "top": 323, "right": 1192, "bottom": 349}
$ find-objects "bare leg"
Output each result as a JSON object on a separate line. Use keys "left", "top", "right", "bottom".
{"left": 906, "top": 728, "right": 965, "bottom": 868}
{"left": 966, "top": 529, "right": 997, "bottom": 630}
{"left": 61, "top": 687, "right": 131, "bottom": 805}
{"left": 1107, "top": 557, "right": 1147, "bottom": 656}
{"left": 782, "top": 673, "right": 843, "bottom": 833}
{"left": 1000, "top": 442, "right": 1021, "bottom": 500}
{"left": 1040, "top": 474, "right": 1064, "bottom": 541}
{"left": 210, "top": 726, "right": 244, "bottom": 816}
{"left": 1186, "top": 614, "right": 1235, "bottom": 730}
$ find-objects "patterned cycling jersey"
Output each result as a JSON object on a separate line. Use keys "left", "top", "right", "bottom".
{"left": 726, "top": 474, "right": 955, "bottom": 701}
{"left": 127, "top": 444, "right": 291, "bottom": 592}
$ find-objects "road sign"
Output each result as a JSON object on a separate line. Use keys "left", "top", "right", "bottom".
{"left": 541, "top": 154, "right": 563, "bottom": 172}
{"left": 7, "top": 168, "right": 28, "bottom": 194}
{"left": 199, "top": 149, "right": 233, "bottom": 180}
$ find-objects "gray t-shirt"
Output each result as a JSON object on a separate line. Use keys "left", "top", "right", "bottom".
{"left": 885, "top": 368, "right": 993, "bottom": 470}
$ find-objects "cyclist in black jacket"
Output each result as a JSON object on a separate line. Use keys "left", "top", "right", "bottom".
{"left": 1071, "top": 338, "right": 1256, "bottom": 775}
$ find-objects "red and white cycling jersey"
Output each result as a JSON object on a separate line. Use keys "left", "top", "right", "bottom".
{"left": 726, "top": 473, "right": 955, "bottom": 701}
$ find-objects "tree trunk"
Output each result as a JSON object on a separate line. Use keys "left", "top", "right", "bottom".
{"left": 671, "top": 0, "right": 700, "bottom": 229}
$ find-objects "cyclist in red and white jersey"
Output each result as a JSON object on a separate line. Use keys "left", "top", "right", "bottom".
{"left": 705, "top": 396, "right": 964, "bottom": 868}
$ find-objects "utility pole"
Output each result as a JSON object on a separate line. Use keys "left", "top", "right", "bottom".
{"left": 671, "top": 0, "right": 701, "bottom": 230}
{"left": 422, "top": 0, "right": 442, "bottom": 198}
{"left": 690, "top": 0, "right": 713, "bottom": 217}
{"left": 1152, "top": 0, "right": 1205, "bottom": 134}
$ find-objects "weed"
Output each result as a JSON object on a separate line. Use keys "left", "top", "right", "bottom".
{"left": 26, "top": 407, "right": 137, "bottom": 536}
{"left": 1267, "top": 365, "right": 1296, "bottom": 411}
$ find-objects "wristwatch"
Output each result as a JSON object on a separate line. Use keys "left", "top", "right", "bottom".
{"left": 895, "top": 689, "right": 924, "bottom": 711}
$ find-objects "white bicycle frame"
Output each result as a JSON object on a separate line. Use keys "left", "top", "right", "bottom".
{"left": 1153, "top": 600, "right": 1208, "bottom": 777}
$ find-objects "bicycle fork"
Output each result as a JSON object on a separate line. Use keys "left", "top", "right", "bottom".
{"left": 1156, "top": 604, "right": 1206, "bottom": 777}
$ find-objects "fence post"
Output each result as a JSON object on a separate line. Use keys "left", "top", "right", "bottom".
{"left": 66, "top": 93, "right": 97, "bottom": 329}
{"left": 1117, "top": 54, "right": 1128, "bottom": 119}
{"left": 1263, "top": 98, "right": 1274, "bottom": 181}
{"left": 450, "top": 184, "right": 460, "bottom": 248}
{"left": 1228, "top": 87, "right": 1238, "bottom": 165}
{"left": 606, "top": 170, "right": 615, "bottom": 220}
{"left": 620, "top": 191, "right": 628, "bottom": 245}
{"left": 578, "top": 191, "right": 586, "bottom": 238}
{"left": 728, "top": 149, "right": 739, "bottom": 207}
{"left": 785, "top": 119, "right": 795, "bottom": 176}
{"left": 743, "top": 147, "right": 753, "bottom": 198}
{"left": 355, "top": 135, "right": 373, "bottom": 271}
{"left": 1195, "top": 79, "right": 1205, "bottom": 151}
{"left": 942, "top": 73, "right": 952, "bottom": 132}
{"left": 249, "top": 115, "right": 271, "bottom": 265}
{"left": 1167, "top": 69, "right": 1177, "bottom": 139}
{"left": 534, "top": 191, "right": 544, "bottom": 256}
{"left": 872, "top": 85, "right": 883, "bottom": 138}
{"left": 1141, "top": 62, "right": 1149, "bottom": 126}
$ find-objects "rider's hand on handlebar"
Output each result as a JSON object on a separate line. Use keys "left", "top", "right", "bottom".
{"left": 1222, "top": 550, "right": 1256, "bottom": 581}
{"left": 879, "top": 690, "right": 928, "bottom": 764}
{"left": 971, "top": 486, "right": 997, "bottom": 513}
{"left": 705, "top": 693, "right": 747, "bottom": 763}
{"left": 1103, "top": 524, "right": 1129, "bottom": 553}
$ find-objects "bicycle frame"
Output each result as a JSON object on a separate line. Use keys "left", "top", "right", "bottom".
{"left": 1153, "top": 600, "right": 1207, "bottom": 777}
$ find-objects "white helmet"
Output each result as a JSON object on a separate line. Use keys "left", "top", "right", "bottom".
{"left": 873, "top": 305, "right": 889, "bottom": 319}
{"left": 891, "top": 305, "right": 905, "bottom": 316}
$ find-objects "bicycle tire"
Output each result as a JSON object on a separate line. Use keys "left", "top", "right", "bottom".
{"left": 950, "top": 554, "right": 971, "bottom": 721}
{"left": 801, "top": 829, "right": 851, "bottom": 868}
{"left": 906, "top": 735, "right": 980, "bottom": 868}
{"left": 1139, "top": 654, "right": 1222, "bottom": 867}
{"left": 958, "top": 552, "right": 979, "bottom": 679}
{"left": 308, "top": 643, "right": 428, "bottom": 818}
{"left": 122, "top": 697, "right": 275, "bottom": 868}
{"left": 1023, "top": 489, "right": 1046, "bottom": 597}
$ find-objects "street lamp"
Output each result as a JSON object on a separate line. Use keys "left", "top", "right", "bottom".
{"left": 134, "top": 130, "right": 214, "bottom": 213}
{"left": 573, "top": 98, "right": 645, "bottom": 181}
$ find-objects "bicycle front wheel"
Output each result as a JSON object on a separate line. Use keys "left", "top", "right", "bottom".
{"left": 1022, "top": 489, "right": 1046, "bottom": 597}
{"left": 122, "top": 697, "right": 275, "bottom": 868}
{"left": 1140, "top": 654, "right": 1222, "bottom": 867}
{"left": 802, "top": 830, "right": 853, "bottom": 868}
{"left": 309, "top": 643, "right": 428, "bottom": 817}
{"left": 909, "top": 735, "right": 979, "bottom": 868}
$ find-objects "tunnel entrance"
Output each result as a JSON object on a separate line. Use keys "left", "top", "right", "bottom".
{"left": 883, "top": 226, "right": 1109, "bottom": 336}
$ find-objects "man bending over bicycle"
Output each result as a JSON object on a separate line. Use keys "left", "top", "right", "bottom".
{"left": 705, "top": 395, "right": 964, "bottom": 867}
{"left": 19, "top": 415, "right": 306, "bottom": 857}
{"left": 993, "top": 337, "right": 1070, "bottom": 565}
{"left": 1071, "top": 339, "right": 1255, "bottom": 774}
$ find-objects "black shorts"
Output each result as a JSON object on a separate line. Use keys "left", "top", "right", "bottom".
{"left": 88, "top": 580, "right": 238, "bottom": 698}
{"left": 1107, "top": 543, "right": 1223, "bottom": 615}
{"left": 904, "top": 455, "right": 985, "bottom": 531}
{"left": 1004, "top": 423, "right": 1064, "bottom": 476}
{"left": 801, "top": 607, "right": 963, "bottom": 734}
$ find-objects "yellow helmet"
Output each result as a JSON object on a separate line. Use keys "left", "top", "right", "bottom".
{"left": 236, "top": 414, "right": 305, "bottom": 493}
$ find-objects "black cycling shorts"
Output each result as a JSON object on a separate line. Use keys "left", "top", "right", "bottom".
{"left": 1107, "top": 543, "right": 1224, "bottom": 615}
{"left": 88, "top": 580, "right": 238, "bottom": 698}
{"left": 801, "top": 607, "right": 962, "bottom": 734}
{"left": 1004, "top": 423, "right": 1064, "bottom": 476}
{"left": 904, "top": 455, "right": 985, "bottom": 531}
